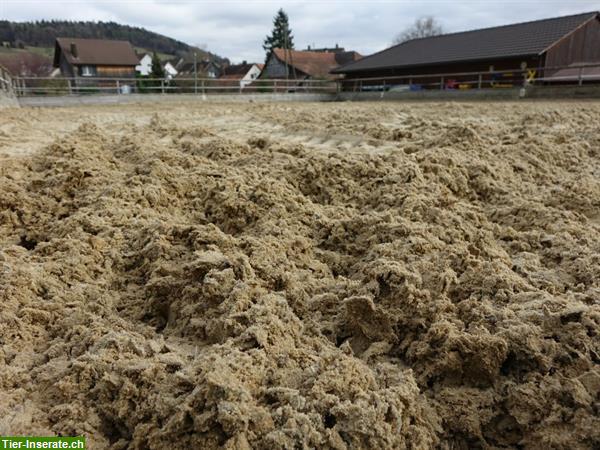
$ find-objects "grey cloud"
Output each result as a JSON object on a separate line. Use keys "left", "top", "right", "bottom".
{"left": 2, "top": 0, "right": 598, "bottom": 63}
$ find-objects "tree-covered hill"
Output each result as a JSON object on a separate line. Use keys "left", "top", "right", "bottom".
{"left": 0, "top": 20, "right": 227, "bottom": 63}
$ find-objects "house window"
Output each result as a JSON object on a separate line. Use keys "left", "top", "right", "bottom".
{"left": 80, "top": 65, "right": 95, "bottom": 76}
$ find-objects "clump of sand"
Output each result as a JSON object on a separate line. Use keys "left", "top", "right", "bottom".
{"left": 1, "top": 102, "right": 599, "bottom": 449}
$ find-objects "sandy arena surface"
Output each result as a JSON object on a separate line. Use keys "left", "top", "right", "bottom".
{"left": 1, "top": 101, "right": 599, "bottom": 449}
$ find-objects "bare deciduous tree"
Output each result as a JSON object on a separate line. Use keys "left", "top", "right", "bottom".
{"left": 394, "top": 16, "right": 444, "bottom": 44}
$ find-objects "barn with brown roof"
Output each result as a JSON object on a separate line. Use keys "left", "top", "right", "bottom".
{"left": 333, "top": 12, "right": 600, "bottom": 86}
{"left": 53, "top": 37, "right": 139, "bottom": 83}
{"left": 262, "top": 48, "right": 362, "bottom": 80}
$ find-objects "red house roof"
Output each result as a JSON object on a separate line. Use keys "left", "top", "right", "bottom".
{"left": 272, "top": 48, "right": 361, "bottom": 79}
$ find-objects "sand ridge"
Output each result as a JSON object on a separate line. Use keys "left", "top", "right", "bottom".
{"left": 0, "top": 101, "right": 599, "bottom": 449}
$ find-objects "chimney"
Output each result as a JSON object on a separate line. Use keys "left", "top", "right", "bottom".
{"left": 242, "top": 60, "right": 247, "bottom": 65}
{"left": 70, "top": 42, "right": 78, "bottom": 58}
{"left": 307, "top": 45, "right": 311, "bottom": 50}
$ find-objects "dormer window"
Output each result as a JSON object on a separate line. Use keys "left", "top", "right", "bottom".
{"left": 80, "top": 65, "right": 95, "bottom": 76}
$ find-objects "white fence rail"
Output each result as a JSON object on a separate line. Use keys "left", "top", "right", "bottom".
{"left": 9, "top": 62, "right": 600, "bottom": 98}
{"left": 339, "top": 62, "right": 600, "bottom": 92}
{"left": 11, "top": 76, "right": 337, "bottom": 97}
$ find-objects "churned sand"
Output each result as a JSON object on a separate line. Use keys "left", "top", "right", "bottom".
{"left": 1, "top": 101, "right": 599, "bottom": 449}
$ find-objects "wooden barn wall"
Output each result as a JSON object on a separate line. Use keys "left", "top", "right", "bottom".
{"left": 341, "top": 56, "right": 540, "bottom": 84}
{"left": 261, "top": 54, "right": 308, "bottom": 79}
{"left": 96, "top": 66, "right": 136, "bottom": 78}
{"left": 545, "top": 18, "right": 600, "bottom": 68}
{"left": 262, "top": 55, "right": 289, "bottom": 78}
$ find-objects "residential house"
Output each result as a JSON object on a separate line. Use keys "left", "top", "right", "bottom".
{"left": 136, "top": 53, "right": 152, "bottom": 76}
{"left": 136, "top": 53, "right": 178, "bottom": 79}
{"left": 163, "top": 61, "right": 178, "bottom": 80}
{"left": 53, "top": 38, "right": 139, "bottom": 87}
{"left": 262, "top": 48, "right": 362, "bottom": 80}
{"left": 175, "top": 59, "right": 221, "bottom": 78}
{"left": 219, "top": 61, "right": 263, "bottom": 88}
{"left": 333, "top": 11, "right": 600, "bottom": 85}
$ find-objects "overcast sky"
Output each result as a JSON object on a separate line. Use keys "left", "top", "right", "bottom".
{"left": 1, "top": 1, "right": 598, "bottom": 62}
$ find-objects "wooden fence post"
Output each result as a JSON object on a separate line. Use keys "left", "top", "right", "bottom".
{"left": 161, "top": 79, "right": 165, "bottom": 94}
{"left": 478, "top": 74, "right": 482, "bottom": 89}
{"left": 578, "top": 67, "right": 583, "bottom": 86}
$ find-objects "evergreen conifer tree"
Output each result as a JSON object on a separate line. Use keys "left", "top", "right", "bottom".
{"left": 150, "top": 51, "right": 165, "bottom": 79}
{"left": 263, "top": 9, "right": 294, "bottom": 59}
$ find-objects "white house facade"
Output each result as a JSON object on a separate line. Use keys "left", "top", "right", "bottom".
{"left": 240, "top": 64, "right": 263, "bottom": 88}
{"left": 137, "top": 53, "right": 178, "bottom": 79}
{"left": 164, "top": 62, "right": 178, "bottom": 80}
{"left": 220, "top": 62, "right": 264, "bottom": 88}
{"left": 136, "top": 53, "right": 152, "bottom": 76}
